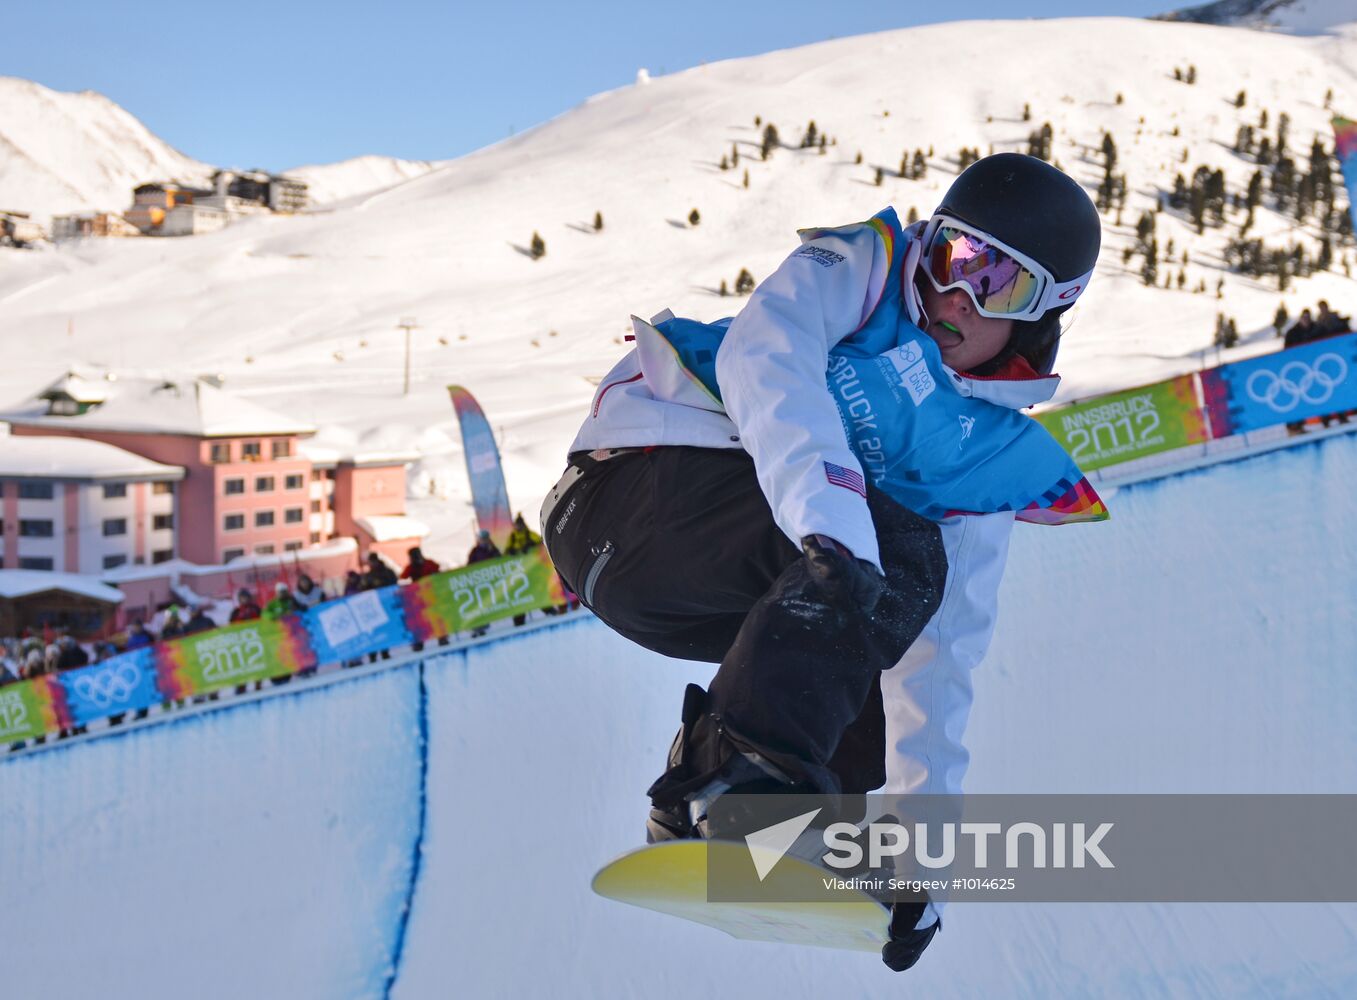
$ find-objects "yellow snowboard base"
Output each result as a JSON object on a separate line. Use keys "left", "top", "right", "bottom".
{"left": 592, "top": 839, "right": 889, "bottom": 953}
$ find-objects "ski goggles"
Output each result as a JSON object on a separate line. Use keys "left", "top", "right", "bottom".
{"left": 921, "top": 214, "right": 1091, "bottom": 321}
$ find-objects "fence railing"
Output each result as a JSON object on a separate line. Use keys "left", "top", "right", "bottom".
{"left": 0, "top": 546, "right": 565, "bottom": 746}
{"left": 1034, "top": 332, "right": 1357, "bottom": 484}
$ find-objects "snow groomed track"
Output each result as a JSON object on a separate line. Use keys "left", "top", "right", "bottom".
{"left": 4, "top": 431, "right": 1357, "bottom": 999}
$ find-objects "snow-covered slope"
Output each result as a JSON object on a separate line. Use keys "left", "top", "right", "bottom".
{"left": 287, "top": 155, "right": 444, "bottom": 207}
{"left": 0, "top": 77, "right": 212, "bottom": 221}
{"left": 3, "top": 431, "right": 1355, "bottom": 998}
{"left": 1, "top": 17, "right": 1355, "bottom": 566}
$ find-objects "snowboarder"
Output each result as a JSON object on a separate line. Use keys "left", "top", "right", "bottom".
{"left": 544, "top": 153, "right": 1104, "bottom": 970}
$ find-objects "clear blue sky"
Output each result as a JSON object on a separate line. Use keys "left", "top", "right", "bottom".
{"left": 4, "top": 0, "right": 1176, "bottom": 171}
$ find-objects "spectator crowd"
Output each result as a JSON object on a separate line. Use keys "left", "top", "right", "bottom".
{"left": 1, "top": 521, "right": 573, "bottom": 693}
{"left": 1280, "top": 299, "right": 1354, "bottom": 433}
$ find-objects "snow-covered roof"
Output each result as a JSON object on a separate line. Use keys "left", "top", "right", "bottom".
{"left": 0, "top": 570, "right": 125, "bottom": 604}
{"left": 0, "top": 434, "right": 183, "bottom": 481}
{"left": 2, "top": 371, "right": 315, "bottom": 438}
{"left": 356, "top": 515, "right": 430, "bottom": 542}
{"left": 298, "top": 440, "right": 418, "bottom": 469}
{"left": 99, "top": 538, "right": 359, "bottom": 583}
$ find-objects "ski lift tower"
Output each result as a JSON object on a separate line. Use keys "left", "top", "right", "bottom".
{"left": 398, "top": 316, "right": 419, "bottom": 395}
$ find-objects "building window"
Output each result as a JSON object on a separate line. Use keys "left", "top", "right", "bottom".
{"left": 103, "top": 554, "right": 128, "bottom": 570}
{"left": 224, "top": 513, "right": 245, "bottom": 531}
{"left": 310, "top": 531, "right": 321, "bottom": 543}
{"left": 153, "top": 481, "right": 175, "bottom": 495}
{"left": 284, "top": 507, "right": 304, "bottom": 524}
{"left": 19, "top": 519, "right": 54, "bottom": 538}
{"left": 241, "top": 441, "right": 262, "bottom": 461}
{"left": 255, "top": 543, "right": 275, "bottom": 555}
{"left": 285, "top": 473, "right": 304, "bottom": 490}
{"left": 222, "top": 548, "right": 245, "bottom": 563}
{"left": 210, "top": 443, "right": 231, "bottom": 463}
{"left": 255, "top": 510, "right": 275, "bottom": 527}
{"left": 153, "top": 513, "right": 174, "bottom": 531}
{"left": 224, "top": 478, "right": 245, "bottom": 495}
{"left": 152, "top": 549, "right": 173, "bottom": 564}
{"left": 19, "top": 557, "right": 54, "bottom": 571}
{"left": 284, "top": 540, "right": 303, "bottom": 552}
{"left": 18, "top": 482, "right": 54, "bottom": 500}
{"left": 103, "top": 518, "right": 128, "bottom": 536}
{"left": 103, "top": 483, "right": 127, "bottom": 499}
{"left": 255, "top": 475, "right": 275, "bottom": 492}
{"left": 272, "top": 440, "right": 291, "bottom": 459}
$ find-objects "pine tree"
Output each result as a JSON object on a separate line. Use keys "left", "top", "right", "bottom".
{"left": 593, "top": 211, "right": 603, "bottom": 232}
{"left": 801, "top": 120, "right": 819, "bottom": 148}
{"left": 1273, "top": 303, "right": 1289, "bottom": 336}
{"left": 720, "top": 155, "right": 728, "bottom": 171}
{"left": 874, "top": 167, "right": 884, "bottom": 186}
{"left": 688, "top": 208, "right": 701, "bottom": 227}
{"left": 760, "top": 123, "right": 780, "bottom": 160}
{"left": 719, "top": 279, "right": 728, "bottom": 297}
{"left": 1115, "top": 92, "right": 1124, "bottom": 105}
{"left": 1234, "top": 90, "right": 1246, "bottom": 108}
{"left": 912, "top": 150, "right": 926, "bottom": 179}
{"left": 732, "top": 144, "right": 740, "bottom": 166}
{"left": 854, "top": 150, "right": 863, "bottom": 165}
{"left": 1186, "top": 65, "right": 1196, "bottom": 84}
{"left": 530, "top": 231, "right": 546, "bottom": 259}
{"left": 742, "top": 169, "right": 749, "bottom": 189}
{"left": 900, "top": 154, "right": 909, "bottom": 178}
{"left": 907, "top": 206, "right": 919, "bottom": 224}
{"left": 1142, "top": 238, "right": 1159, "bottom": 286}
{"left": 735, "top": 268, "right": 755, "bottom": 294}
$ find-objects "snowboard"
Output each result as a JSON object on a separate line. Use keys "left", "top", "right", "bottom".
{"left": 591, "top": 839, "right": 889, "bottom": 952}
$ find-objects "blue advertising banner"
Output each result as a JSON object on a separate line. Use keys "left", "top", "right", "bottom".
{"left": 1200, "top": 333, "right": 1357, "bottom": 437}
{"left": 57, "top": 648, "right": 162, "bottom": 725}
{"left": 301, "top": 586, "right": 410, "bottom": 664}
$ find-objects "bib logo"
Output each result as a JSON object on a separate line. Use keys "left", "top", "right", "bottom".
{"left": 0, "top": 689, "right": 31, "bottom": 740}
{"left": 198, "top": 629, "right": 269, "bottom": 683}
{"left": 887, "top": 341, "right": 935, "bottom": 406}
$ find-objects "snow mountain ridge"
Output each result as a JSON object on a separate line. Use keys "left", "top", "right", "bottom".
{"left": 0, "top": 76, "right": 443, "bottom": 222}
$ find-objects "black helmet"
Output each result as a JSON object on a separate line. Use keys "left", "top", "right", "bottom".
{"left": 931, "top": 154, "right": 1100, "bottom": 375}
{"left": 935, "top": 153, "right": 1101, "bottom": 285}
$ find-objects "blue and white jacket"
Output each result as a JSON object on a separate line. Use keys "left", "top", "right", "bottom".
{"left": 569, "top": 207, "right": 1105, "bottom": 810}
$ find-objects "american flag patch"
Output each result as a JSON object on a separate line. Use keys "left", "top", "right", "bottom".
{"left": 824, "top": 461, "right": 866, "bottom": 497}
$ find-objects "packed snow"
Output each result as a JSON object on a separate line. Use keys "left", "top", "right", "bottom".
{"left": 3, "top": 430, "right": 1355, "bottom": 998}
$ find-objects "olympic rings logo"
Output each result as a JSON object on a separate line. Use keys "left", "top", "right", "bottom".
{"left": 1245, "top": 353, "right": 1348, "bottom": 414}
{"left": 71, "top": 661, "right": 144, "bottom": 710}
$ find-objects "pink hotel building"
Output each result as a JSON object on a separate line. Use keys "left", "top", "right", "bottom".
{"left": 2, "top": 371, "right": 425, "bottom": 575}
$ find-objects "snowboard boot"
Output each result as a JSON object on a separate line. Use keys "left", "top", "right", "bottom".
{"left": 881, "top": 899, "right": 941, "bottom": 972}
{"left": 644, "top": 683, "right": 811, "bottom": 844}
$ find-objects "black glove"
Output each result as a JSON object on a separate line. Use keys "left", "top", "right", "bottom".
{"left": 881, "top": 900, "right": 940, "bottom": 972}
{"left": 800, "top": 534, "right": 886, "bottom": 615}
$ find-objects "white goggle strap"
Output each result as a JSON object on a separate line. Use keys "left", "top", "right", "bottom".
{"left": 1039, "top": 268, "right": 1094, "bottom": 313}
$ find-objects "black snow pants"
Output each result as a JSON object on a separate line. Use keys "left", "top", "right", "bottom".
{"left": 544, "top": 446, "right": 947, "bottom": 796}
